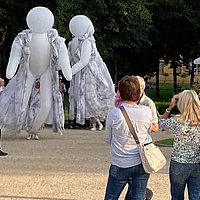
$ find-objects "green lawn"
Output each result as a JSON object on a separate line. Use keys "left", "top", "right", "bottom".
{"left": 146, "top": 83, "right": 190, "bottom": 102}
{"left": 146, "top": 83, "right": 191, "bottom": 114}
{"left": 146, "top": 83, "right": 174, "bottom": 102}
{"left": 154, "top": 138, "right": 174, "bottom": 147}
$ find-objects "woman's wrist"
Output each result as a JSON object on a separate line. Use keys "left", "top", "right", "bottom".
{"left": 165, "top": 108, "right": 171, "bottom": 113}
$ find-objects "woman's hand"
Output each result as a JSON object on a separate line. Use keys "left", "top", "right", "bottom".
{"left": 160, "top": 94, "right": 178, "bottom": 119}
{"left": 168, "top": 94, "right": 178, "bottom": 111}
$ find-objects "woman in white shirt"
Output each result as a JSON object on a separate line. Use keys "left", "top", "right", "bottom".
{"left": 104, "top": 75, "right": 152, "bottom": 200}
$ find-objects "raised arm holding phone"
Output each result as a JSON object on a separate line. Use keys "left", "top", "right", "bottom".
{"left": 159, "top": 90, "right": 200, "bottom": 200}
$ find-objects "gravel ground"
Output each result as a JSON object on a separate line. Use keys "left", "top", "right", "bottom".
{"left": 0, "top": 128, "right": 186, "bottom": 200}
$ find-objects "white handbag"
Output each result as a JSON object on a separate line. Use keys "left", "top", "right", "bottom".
{"left": 119, "top": 106, "right": 167, "bottom": 173}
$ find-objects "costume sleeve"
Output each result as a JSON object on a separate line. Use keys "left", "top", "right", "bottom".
{"left": 71, "top": 39, "right": 91, "bottom": 75}
{"left": 6, "top": 35, "right": 23, "bottom": 79}
{"left": 56, "top": 36, "right": 72, "bottom": 81}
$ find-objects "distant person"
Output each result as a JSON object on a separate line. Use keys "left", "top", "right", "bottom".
{"left": 160, "top": 90, "right": 200, "bottom": 200}
{"left": 0, "top": 78, "right": 4, "bottom": 95}
{"left": 89, "top": 117, "right": 103, "bottom": 131}
{"left": 59, "top": 75, "right": 67, "bottom": 110}
{"left": 104, "top": 75, "right": 152, "bottom": 200}
{"left": 136, "top": 76, "right": 158, "bottom": 132}
{"left": 114, "top": 89, "right": 122, "bottom": 108}
{"left": 0, "top": 78, "right": 8, "bottom": 156}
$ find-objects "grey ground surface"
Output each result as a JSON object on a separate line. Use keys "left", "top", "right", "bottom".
{"left": 0, "top": 128, "right": 179, "bottom": 200}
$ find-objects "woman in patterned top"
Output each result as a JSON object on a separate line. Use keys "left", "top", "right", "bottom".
{"left": 160, "top": 90, "right": 200, "bottom": 200}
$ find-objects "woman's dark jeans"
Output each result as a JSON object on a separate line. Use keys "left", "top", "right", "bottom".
{"left": 104, "top": 164, "right": 149, "bottom": 200}
{"left": 170, "top": 160, "right": 200, "bottom": 200}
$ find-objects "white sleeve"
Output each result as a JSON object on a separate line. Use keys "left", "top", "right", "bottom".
{"left": 104, "top": 112, "right": 112, "bottom": 144}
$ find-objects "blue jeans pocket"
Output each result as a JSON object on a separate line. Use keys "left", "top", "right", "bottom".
{"left": 110, "top": 165, "right": 129, "bottom": 181}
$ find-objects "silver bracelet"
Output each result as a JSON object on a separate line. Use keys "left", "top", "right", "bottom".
{"left": 165, "top": 108, "right": 170, "bottom": 113}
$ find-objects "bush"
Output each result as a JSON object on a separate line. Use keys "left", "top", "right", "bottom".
{"left": 155, "top": 101, "right": 179, "bottom": 115}
{"left": 155, "top": 102, "right": 169, "bottom": 114}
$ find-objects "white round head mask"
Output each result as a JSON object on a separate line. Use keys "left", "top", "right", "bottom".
{"left": 26, "top": 6, "right": 54, "bottom": 33}
{"left": 69, "top": 15, "right": 94, "bottom": 37}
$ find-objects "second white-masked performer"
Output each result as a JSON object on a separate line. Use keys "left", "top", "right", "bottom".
{"left": 68, "top": 15, "right": 115, "bottom": 125}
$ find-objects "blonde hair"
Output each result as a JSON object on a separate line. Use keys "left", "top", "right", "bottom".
{"left": 136, "top": 76, "right": 146, "bottom": 91}
{"left": 176, "top": 90, "right": 200, "bottom": 126}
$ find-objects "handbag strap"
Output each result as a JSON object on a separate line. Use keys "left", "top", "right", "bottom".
{"left": 119, "top": 106, "right": 140, "bottom": 145}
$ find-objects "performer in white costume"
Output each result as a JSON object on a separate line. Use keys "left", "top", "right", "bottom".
{"left": 0, "top": 7, "right": 72, "bottom": 139}
{"left": 68, "top": 15, "right": 115, "bottom": 131}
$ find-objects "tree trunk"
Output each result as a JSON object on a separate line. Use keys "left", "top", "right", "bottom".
{"left": 156, "top": 61, "right": 160, "bottom": 97}
{"left": 114, "top": 51, "right": 118, "bottom": 85}
{"left": 172, "top": 59, "right": 177, "bottom": 94}
{"left": 190, "top": 62, "right": 195, "bottom": 85}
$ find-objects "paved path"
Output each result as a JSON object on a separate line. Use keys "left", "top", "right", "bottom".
{"left": 0, "top": 128, "right": 176, "bottom": 200}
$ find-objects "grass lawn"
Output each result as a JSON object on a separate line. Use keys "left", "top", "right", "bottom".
{"left": 154, "top": 138, "right": 174, "bottom": 147}
{"left": 146, "top": 83, "right": 174, "bottom": 102}
{"left": 146, "top": 83, "right": 190, "bottom": 102}
{"left": 146, "top": 83, "right": 191, "bottom": 113}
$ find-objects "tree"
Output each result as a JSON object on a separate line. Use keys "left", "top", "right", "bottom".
{"left": 2, "top": 0, "right": 200, "bottom": 88}
{"left": 145, "top": 0, "right": 200, "bottom": 94}
{"left": 101, "top": 0, "right": 152, "bottom": 82}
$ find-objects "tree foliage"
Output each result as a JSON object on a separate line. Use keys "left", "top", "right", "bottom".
{"left": 54, "top": 0, "right": 152, "bottom": 81}
{"left": 1, "top": 0, "right": 200, "bottom": 86}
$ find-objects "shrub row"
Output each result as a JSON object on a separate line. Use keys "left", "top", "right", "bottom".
{"left": 155, "top": 101, "right": 179, "bottom": 115}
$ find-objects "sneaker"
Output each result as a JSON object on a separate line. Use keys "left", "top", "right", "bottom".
{"left": 68, "top": 125, "right": 74, "bottom": 129}
{"left": 0, "top": 149, "right": 8, "bottom": 156}
{"left": 34, "top": 134, "right": 39, "bottom": 140}
{"left": 90, "top": 127, "right": 96, "bottom": 131}
{"left": 98, "top": 124, "right": 103, "bottom": 131}
{"left": 26, "top": 134, "right": 32, "bottom": 140}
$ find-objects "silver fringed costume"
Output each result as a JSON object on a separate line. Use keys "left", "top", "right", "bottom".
{"left": 0, "top": 29, "right": 64, "bottom": 133}
{"left": 68, "top": 33, "right": 115, "bottom": 125}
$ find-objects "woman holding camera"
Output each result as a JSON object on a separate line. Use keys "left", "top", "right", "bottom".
{"left": 160, "top": 90, "right": 200, "bottom": 200}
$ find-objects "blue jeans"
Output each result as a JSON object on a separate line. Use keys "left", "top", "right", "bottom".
{"left": 170, "top": 160, "right": 200, "bottom": 200}
{"left": 104, "top": 164, "right": 150, "bottom": 200}
{"left": 125, "top": 181, "right": 153, "bottom": 200}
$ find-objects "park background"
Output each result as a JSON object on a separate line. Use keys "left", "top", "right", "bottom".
{"left": 0, "top": 1, "right": 198, "bottom": 199}
{"left": 1, "top": 0, "right": 200, "bottom": 115}
{"left": 1, "top": 0, "right": 200, "bottom": 96}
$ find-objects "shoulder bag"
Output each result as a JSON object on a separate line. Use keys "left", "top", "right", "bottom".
{"left": 119, "top": 106, "right": 167, "bottom": 173}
